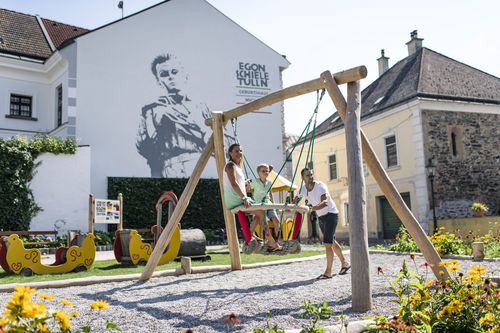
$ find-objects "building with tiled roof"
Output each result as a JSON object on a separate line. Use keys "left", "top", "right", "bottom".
{"left": 294, "top": 31, "right": 500, "bottom": 240}
{"left": 0, "top": 8, "right": 88, "bottom": 60}
{"left": 0, "top": 0, "right": 290, "bottom": 233}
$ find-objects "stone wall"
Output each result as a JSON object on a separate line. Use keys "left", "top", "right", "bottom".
{"left": 422, "top": 110, "right": 500, "bottom": 218}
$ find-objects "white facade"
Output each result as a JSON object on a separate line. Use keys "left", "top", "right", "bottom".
{"left": 1, "top": 0, "right": 289, "bottom": 231}
{"left": 0, "top": 53, "right": 69, "bottom": 138}
{"left": 73, "top": 0, "right": 289, "bottom": 198}
{"left": 29, "top": 146, "right": 91, "bottom": 233}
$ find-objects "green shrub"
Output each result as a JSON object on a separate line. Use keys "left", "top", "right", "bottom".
{"left": 108, "top": 177, "right": 224, "bottom": 231}
{"left": 430, "top": 228, "right": 470, "bottom": 256}
{"left": 388, "top": 226, "right": 419, "bottom": 253}
{"left": 94, "top": 231, "right": 114, "bottom": 245}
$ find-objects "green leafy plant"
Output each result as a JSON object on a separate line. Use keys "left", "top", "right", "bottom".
{"left": 388, "top": 226, "right": 419, "bottom": 253}
{"left": 430, "top": 228, "right": 470, "bottom": 256}
{"left": 94, "top": 231, "right": 114, "bottom": 246}
{"left": 368, "top": 258, "right": 499, "bottom": 332}
{"left": 0, "top": 135, "right": 76, "bottom": 231}
{"left": 253, "top": 312, "right": 285, "bottom": 333}
{"left": 299, "top": 300, "right": 333, "bottom": 333}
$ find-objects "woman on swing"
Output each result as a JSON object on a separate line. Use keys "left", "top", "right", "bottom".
{"left": 224, "top": 143, "right": 279, "bottom": 253}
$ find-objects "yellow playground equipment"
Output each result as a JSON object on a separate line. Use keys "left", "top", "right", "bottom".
{"left": 0, "top": 233, "right": 95, "bottom": 276}
{"left": 113, "top": 192, "right": 181, "bottom": 265}
{"left": 0, "top": 197, "right": 99, "bottom": 275}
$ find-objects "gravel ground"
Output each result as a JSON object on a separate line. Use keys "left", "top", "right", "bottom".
{"left": 1, "top": 253, "right": 498, "bottom": 332}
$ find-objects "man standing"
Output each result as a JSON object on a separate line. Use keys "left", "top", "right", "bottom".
{"left": 297, "top": 168, "right": 350, "bottom": 279}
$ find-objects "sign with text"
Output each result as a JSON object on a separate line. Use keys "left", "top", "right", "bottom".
{"left": 94, "top": 199, "right": 121, "bottom": 224}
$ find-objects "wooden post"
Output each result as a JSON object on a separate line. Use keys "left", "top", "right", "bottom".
{"left": 204, "top": 66, "right": 367, "bottom": 127}
{"left": 320, "top": 71, "right": 449, "bottom": 280}
{"left": 140, "top": 135, "right": 215, "bottom": 281}
{"left": 181, "top": 257, "right": 192, "bottom": 274}
{"left": 118, "top": 193, "right": 123, "bottom": 231}
{"left": 88, "top": 194, "right": 94, "bottom": 233}
{"left": 346, "top": 80, "right": 372, "bottom": 311}
{"left": 212, "top": 112, "right": 242, "bottom": 270}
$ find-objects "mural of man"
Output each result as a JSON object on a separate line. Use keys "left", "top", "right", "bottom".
{"left": 137, "top": 53, "right": 211, "bottom": 177}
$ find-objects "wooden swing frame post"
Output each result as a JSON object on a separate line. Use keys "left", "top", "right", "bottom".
{"left": 320, "top": 71, "right": 449, "bottom": 280}
{"left": 346, "top": 80, "right": 372, "bottom": 311}
{"left": 212, "top": 112, "right": 242, "bottom": 270}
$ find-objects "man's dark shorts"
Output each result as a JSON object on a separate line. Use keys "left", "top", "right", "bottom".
{"left": 318, "top": 212, "right": 338, "bottom": 244}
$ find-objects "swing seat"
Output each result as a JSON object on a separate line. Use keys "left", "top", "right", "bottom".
{"left": 232, "top": 204, "right": 308, "bottom": 254}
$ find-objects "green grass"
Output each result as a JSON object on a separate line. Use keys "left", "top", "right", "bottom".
{"left": 0, "top": 250, "right": 323, "bottom": 285}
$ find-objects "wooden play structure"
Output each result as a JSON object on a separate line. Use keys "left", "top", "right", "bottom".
{"left": 139, "top": 67, "right": 449, "bottom": 312}
{"left": 112, "top": 192, "right": 181, "bottom": 265}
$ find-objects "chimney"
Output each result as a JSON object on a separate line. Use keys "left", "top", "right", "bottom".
{"left": 377, "top": 49, "right": 389, "bottom": 76}
{"left": 406, "top": 30, "right": 423, "bottom": 55}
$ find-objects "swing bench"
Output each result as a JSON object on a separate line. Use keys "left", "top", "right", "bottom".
{"left": 231, "top": 89, "right": 325, "bottom": 255}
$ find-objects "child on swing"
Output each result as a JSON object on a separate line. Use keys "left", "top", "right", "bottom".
{"left": 247, "top": 163, "right": 282, "bottom": 252}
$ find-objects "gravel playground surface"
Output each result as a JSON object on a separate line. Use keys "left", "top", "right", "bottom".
{"left": 1, "top": 253, "right": 498, "bottom": 332}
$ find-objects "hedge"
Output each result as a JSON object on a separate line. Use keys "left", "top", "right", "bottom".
{"left": 107, "top": 177, "right": 225, "bottom": 231}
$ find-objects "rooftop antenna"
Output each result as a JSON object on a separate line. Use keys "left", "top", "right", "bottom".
{"left": 118, "top": 1, "right": 124, "bottom": 19}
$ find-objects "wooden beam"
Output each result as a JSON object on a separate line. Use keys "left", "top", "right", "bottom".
{"left": 346, "top": 80, "right": 372, "bottom": 311}
{"left": 212, "top": 112, "right": 242, "bottom": 270}
{"left": 230, "top": 204, "right": 310, "bottom": 214}
{"left": 204, "top": 66, "right": 367, "bottom": 127}
{"left": 140, "top": 135, "right": 214, "bottom": 280}
{"left": 88, "top": 194, "right": 94, "bottom": 233}
{"left": 320, "top": 71, "right": 449, "bottom": 280}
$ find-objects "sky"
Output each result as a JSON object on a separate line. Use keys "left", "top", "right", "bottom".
{"left": 3, "top": 0, "right": 500, "bottom": 135}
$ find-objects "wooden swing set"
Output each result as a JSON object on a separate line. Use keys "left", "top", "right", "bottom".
{"left": 140, "top": 66, "right": 449, "bottom": 311}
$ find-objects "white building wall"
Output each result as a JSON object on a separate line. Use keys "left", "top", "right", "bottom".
{"left": 75, "top": 0, "right": 289, "bottom": 198}
{"left": 0, "top": 54, "right": 69, "bottom": 138}
{"left": 30, "top": 146, "right": 91, "bottom": 234}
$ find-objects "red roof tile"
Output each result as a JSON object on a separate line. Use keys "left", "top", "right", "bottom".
{"left": 0, "top": 8, "right": 52, "bottom": 59}
{"left": 0, "top": 8, "right": 88, "bottom": 61}
{"left": 41, "top": 18, "right": 88, "bottom": 49}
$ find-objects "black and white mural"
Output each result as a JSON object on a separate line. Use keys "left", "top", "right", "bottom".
{"left": 136, "top": 53, "right": 233, "bottom": 177}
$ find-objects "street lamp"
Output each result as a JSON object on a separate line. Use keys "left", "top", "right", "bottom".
{"left": 426, "top": 158, "right": 437, "bottom": 234}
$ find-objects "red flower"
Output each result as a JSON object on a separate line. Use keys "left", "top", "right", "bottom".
{"left": 223, "top": 313, "right": 241, "bottom": 325}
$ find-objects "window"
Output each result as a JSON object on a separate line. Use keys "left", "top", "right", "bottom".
{"left": 343, "top": 202, "right": 349, "bottom": 226}
{"left": 328, "top": 154, "right": 337, "bottom": 180}
{"left": 448, "top": 126, "right": 464, "bottom": 160}
{"left": 56, "top": 85, "right": 63, "bottom": 126}
{"left": 10, "top": 94, "right": 32, "bottom": 118}
{"left": 385, "top": 135, "right": 398, "bottom": 168}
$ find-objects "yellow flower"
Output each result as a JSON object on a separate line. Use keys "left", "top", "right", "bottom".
{"left": 37, "top": 293, "right": 55, "bottom": 301}
{"left": 0, "top": 317, "right": 8, "bottom": 326}
{"left": 13, "top": 285, "right": 36, "bottom": 297}
{"left": 438, "top": 261, "right": 450, "bottom": 267}
{"left": 60, "top": 299, "right": 73, "bottom": 307}
{"left": 37, "top": 323, "right": 51, "bottom": 333}
{"left": 449, "top": 264, "right": 461, "bottom": 272}
{"left": 70, "top": 310, "right": 79, "bottom": 318}
{"left": 469, "top": 265, "right": 487, "bottom": 276}
{"left": 479, "top": 313, "right": 495, "bottom": 325}
{"left": 22, "top": 302, "right": 47, "bottom": 318}
{"left": 53, "top": 310, "right": 71, "bottom": 330}
{"left": 90, "top": 299, "right": 109, "bottom": 310}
